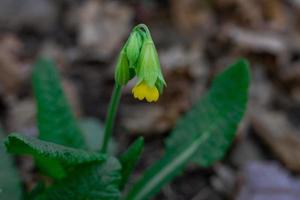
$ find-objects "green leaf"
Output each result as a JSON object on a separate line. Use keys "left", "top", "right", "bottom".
{"left": 25, "top": 182, "right": 46, "bottom": 200}
{"left": 0, "top": 129, "right": 22, "bottom": 200}
{"left": 35, "top": 157, "right": 66, "bottom": 179}
{"left": 126, "top": 59, "right": 250, "bottom": 200}
{"left": 32, "top": 58, "right": 85, "bottom": 148}
{"left": 120, "top": 137, "right": 144, "bottom": 189}
{"left": 5, "top": 133, "right": 106, "bottom": 167}
{"left": 79, "top": 118, "right": 104, "bottom": 151}
{"left": 167, "top": 59, "right": 250, "bottom": 166}
{"left": 79, "top": 118, "right": 117, "bottom": 154}
{"left": 35, "top": 157, "right": 121, "bottom": 200}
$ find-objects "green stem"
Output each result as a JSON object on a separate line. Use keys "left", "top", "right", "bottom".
{"left": 101, "top": 84, "right": 122, "bottom": 153}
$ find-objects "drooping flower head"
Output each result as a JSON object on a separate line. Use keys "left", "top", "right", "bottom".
{"left": 114, "top": 24, "right": 166, "bottom": 102}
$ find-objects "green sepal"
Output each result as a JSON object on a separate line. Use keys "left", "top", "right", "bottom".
{"left": 115, "top": 49, "right": 134, "bottom": 85}
{"left": 155, "top": 70, "right": 167, "bottom": 94}
{"left": 126, "top": 30, "right": 143, "bottom": 68}
{"left": 136, "top": 39, "right": 161, "bottom": 87}
{"left": 155, "top": 78, "right": 165, "bottom": 94}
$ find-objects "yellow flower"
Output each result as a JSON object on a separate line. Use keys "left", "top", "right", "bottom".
{"left": 114, "top": 24, "right": 166, "bottom": 103}
{"left": 132, "top": 81, "right": 159, "bottom": 102}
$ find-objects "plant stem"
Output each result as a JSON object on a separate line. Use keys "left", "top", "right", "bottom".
{"left": 101, "top": 83, "right": 122, "bottom": 153}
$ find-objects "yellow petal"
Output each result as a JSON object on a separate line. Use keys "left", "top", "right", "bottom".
{"left": 145, "top": 87, "right": 159, "bottom": 102}
{"left": 132, "top": 82, "right": 146, "bottom": 100}
{"left": 132, "top": 81, "right": 159, "bottom": 102}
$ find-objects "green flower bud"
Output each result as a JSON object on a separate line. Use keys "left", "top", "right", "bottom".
{"left": 126, "top": 30, "right": 143, "bottom": 68}
{"left": 136, "top": 38, "right": 166, "bottom": 90}
{"left": 115, "top": 49, "right": 134, "bottom": 85}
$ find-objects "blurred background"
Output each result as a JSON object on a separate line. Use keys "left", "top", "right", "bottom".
{"left": 0, "top": 0, "right": 300, "bottom": 199}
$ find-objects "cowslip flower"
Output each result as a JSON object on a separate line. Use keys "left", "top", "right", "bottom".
{"left": 132, "top": 35, "right": 166, "bottom": 102}
{"left": 114, "top": 24, "right": 166, "bottom": 103}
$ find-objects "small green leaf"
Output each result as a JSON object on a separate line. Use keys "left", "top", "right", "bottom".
{"left": 5, "top": 133, "right": 106, "bottom": 166}
{"left": 126, "top": 59, "right": 250, "bottom": 200}
{"left": 32, "top": 58, "right": 85, "bottom": 148}
{"left": 79, "top": 118, "right": 117, "bottom": 154}
{"left": 0, "top": 129, "right": 22, "bottom": 200}
{"left": 79, "top": 118, "right": 104, "bottom": 151}
{"left": 120, "top": 137, "right": 144, "bottom": 189}
{"left": 35, "top": 157, "right": 122, "bottom": 200}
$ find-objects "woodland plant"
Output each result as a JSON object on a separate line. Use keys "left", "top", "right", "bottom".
{"left": 2, "top": 24, "right": 250, "bottom": 200}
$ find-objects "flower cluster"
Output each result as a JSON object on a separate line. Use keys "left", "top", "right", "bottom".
{"left": 115, "top": 24, "right": 166, "bottom": 102}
